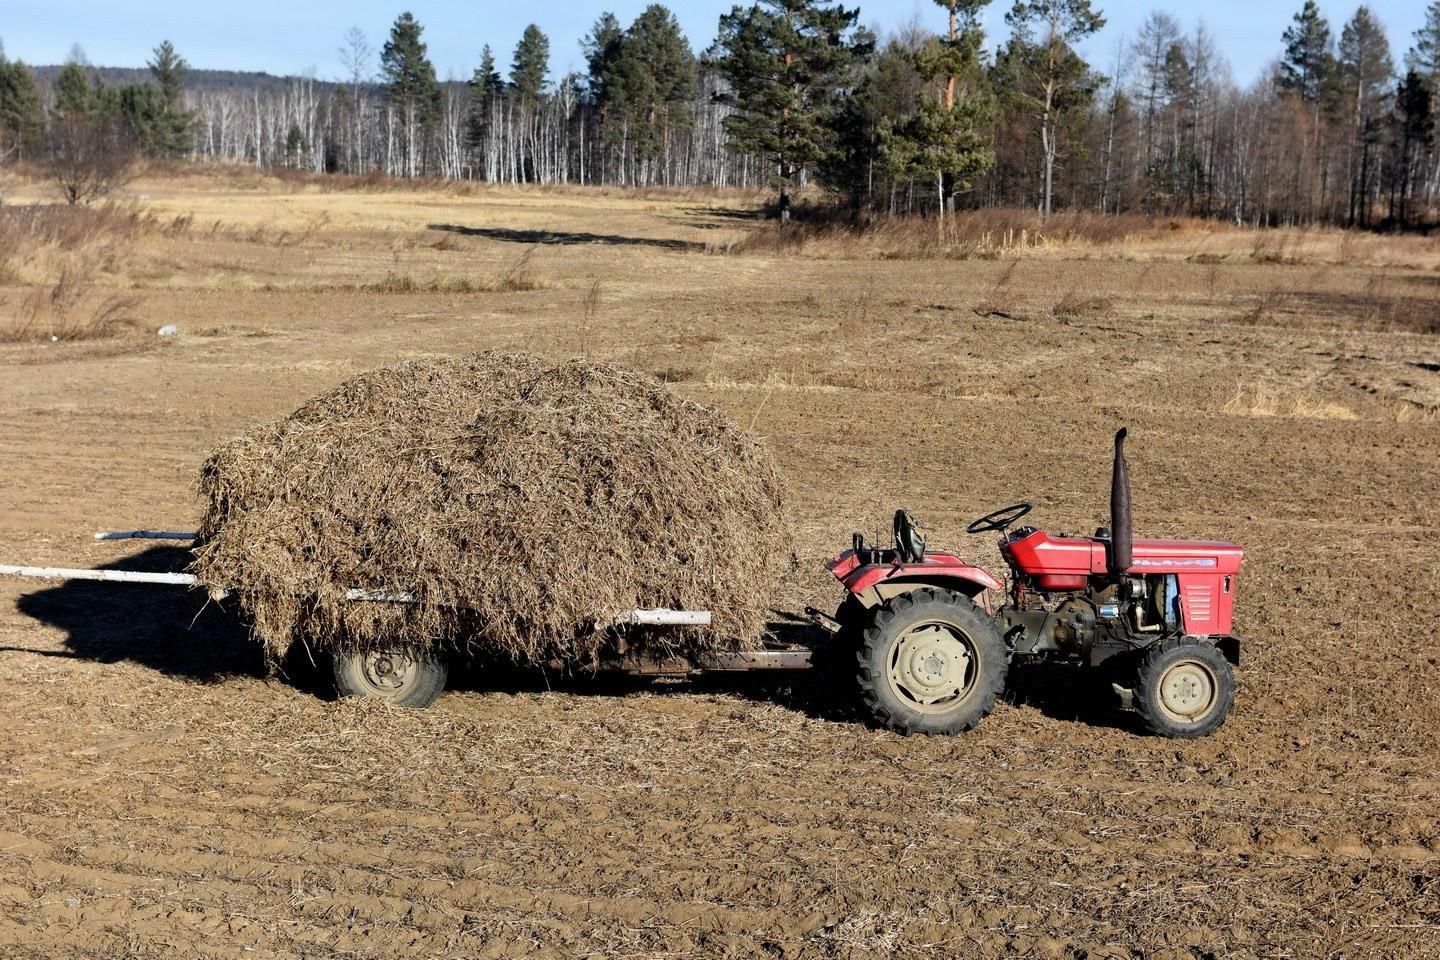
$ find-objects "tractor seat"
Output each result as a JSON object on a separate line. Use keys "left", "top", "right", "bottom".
{"left": 1094, "top": 526, "right": 1111, "bottom": 539}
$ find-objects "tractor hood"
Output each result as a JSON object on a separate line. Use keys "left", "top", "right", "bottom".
{"left": 1004, "top": 530, "right": 1244, "bottom": 578}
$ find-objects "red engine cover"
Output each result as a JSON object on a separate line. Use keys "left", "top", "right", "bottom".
{"left": 1002, "top": 530, "right": 1244, "bottom": 634}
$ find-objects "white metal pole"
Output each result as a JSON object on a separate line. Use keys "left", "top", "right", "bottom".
{"left": 0, "top": 565, "right": 198, "bottom": 586}
{"left": 94, "top": 531, "right": 197, "bottom": 541}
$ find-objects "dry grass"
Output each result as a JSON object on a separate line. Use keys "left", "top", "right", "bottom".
{"left": 175, "top": 162, "right": 771, "bottom": 206}
{"left": 0, "top": 263, "right": 141, "bottom": 343}
{"left": 726, "top": 205, "right": 1440, "bottom": 269}
{"left": 1052, "top": 290, "right": 1114, "bottom": 319}
{"left": 728, "top": 208, "right": 1229, "bottom": 260}
{"left": 1222, "top": 384, "right": 1358, "bottom": 420}
{"left": 1393, "top": 401, "right": 1440, "bottom": 423}
{"left": 0, "top": 202, "right": 192, "bottom": 286}
{"left": 356, "top": 247, "right": 544, "bottom": 295}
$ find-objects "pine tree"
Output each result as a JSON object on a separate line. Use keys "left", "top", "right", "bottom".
{"left": 611, "top": 5, "right": 697, "bottom": 177}
{"left": 0, "top": 56, "right": 44, "bottom": 161}
{"left": 1004, "top": 0, "right": 1106, "bottom": 219}
{"left": 821, "top": 38, "right": 927, "bottom": 209}
{"left": 1408, "top": 2, "right": 1440, "bottom": 213}
{"left": 381, "top": 12, "right": 441, "bottom": 176}
{"left": 511, "top": 25, "right": 550, "bottom": 106}
{"left": 1409, "top": 2, "right": 1440, "bottom": 79}
{"left": 285, "top": 123, "right": 309, "bottom": 168}
{"left": 891, "top": 3, "right": 994, "bottom": 220}
{"left": 149, "top": 41, "right": 187, "bottom": 105}
{"left": 145, "top": 40, "right": 194, "bottom": 157}
{"left": 55, "top": 61, "right": 96, "bottom": 119}
{"left": 583, "top": 13, "right": 625, "bottom": 105}
{"left": 1338, "top": 6, "right": 1393, "bottom": 225}
{"left": 1279, "top": 1, "right": 1335, "bottom": 104}
{"left": 882, "top": 94, "right": 993, "bottom": 221}
{"left": 111, "top": 83, "right": 172, "bottom": 156}
{"left": 466, "top": 44, "right": 503, "bottom": 167}
{"left": 469, "top": 45, "right": 503, "bottom": 101}
{"left": 1392, "top": 70, "right": 1434, "bottom": 224}
{"left": 710, "top": 0, "right": 873, "bottom": 221}
{"left": 582, "top": 13, "right": 626, "bottom": 180}
{"left": 931, "top": 1, "right": 990, "bottom": 109}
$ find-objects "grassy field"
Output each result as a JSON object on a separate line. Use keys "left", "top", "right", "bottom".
{"left": 0, "top": 169, "right": 1438, "bottom": 959}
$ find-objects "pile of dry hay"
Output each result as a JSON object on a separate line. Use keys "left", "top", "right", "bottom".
{"left": 191, "top": 353, "right": 790, "bottom": 666}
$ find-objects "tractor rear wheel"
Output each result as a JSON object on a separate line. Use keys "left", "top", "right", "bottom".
{"left": 332, "top": 648, "right": 448, "bottom": 708}
{"left": 857, "top": 587, "right": 1008, "bottom": 735}
{"left": 1132, "top": 638, "right": 1234, "bottom": 738}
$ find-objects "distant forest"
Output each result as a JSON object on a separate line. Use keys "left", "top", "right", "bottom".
{"left": 1, "top": 0, "right": 1437, "bottom": 228}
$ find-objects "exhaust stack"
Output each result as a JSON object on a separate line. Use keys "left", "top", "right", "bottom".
{"left": 1109, "top": 427, "right": 1132, "bottom": 575}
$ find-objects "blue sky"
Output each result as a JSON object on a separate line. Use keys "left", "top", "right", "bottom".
{"left": 1, "top": 1, "right": 1428, "bottom": 87}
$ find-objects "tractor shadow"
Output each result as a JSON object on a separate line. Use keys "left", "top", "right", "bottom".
{"left": 447, "top": 617, "right": 862, "bottom": 725}
{"left": 427, "top": 223, "right": 705, "bottom": 252}
{"left": 1004, "top": 661, "right": 1140, "bottom": 733}
{"left": 7, "top": 545, "right": 283, "bottom": 683}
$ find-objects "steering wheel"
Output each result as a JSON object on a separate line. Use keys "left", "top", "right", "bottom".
{"left": 966, "top": 502, "right": 1034, "bottom": 535}
{"left": 893, "top": 509, "right": 926, "bottom": 563}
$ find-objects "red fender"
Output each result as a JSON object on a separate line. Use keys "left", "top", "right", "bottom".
{"left": 827, "top": 549, "right": 1002, "bottom": 604}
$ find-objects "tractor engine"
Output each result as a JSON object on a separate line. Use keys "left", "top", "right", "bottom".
{"left": 995, "top": 429, "right": 1243, "bottom": 667}
{"left": 998, "top": 573, "right": 1184, "bottom": 664}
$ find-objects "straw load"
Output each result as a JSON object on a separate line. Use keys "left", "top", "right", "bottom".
{"left": 191, "top": 353, "right": 790, "bottom": 666}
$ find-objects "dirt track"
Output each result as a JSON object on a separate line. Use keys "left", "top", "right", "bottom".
{"left": 1, "top": 177, "right": 1438, "bottom": 958}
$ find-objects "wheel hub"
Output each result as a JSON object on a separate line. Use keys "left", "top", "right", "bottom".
{"left": 1157, "top": 660, "right": 1218, "bottom": 722}
{"left": 888, "top": 623, "right": 974, "bottom": 708}
{"left": 361, "top": 651, "right": 417, "bottom": 692}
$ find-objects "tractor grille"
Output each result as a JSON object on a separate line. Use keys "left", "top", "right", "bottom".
{"left": 1182, "top": 581, "right": 1215, "bottom": 629}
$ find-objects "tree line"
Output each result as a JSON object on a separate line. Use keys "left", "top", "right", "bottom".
{"left": 0, "top": 0, "right": 1437, "bottom": 227}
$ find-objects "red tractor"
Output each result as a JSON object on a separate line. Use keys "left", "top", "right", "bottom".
{"left": 824, "top": 429, "right": 1244, "bottom": 738}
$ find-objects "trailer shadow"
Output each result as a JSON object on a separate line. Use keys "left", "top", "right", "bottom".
{"left": 10, "top": 546, "right": 271, "bottom": 682}
{"left": 446, "top": 665, "right": 862, "bottom": 724}
{"left": 445, "top": 619, "right": 863, "bottom": 725}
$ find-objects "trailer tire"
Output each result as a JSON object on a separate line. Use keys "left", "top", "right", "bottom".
{"left": 332, "top": 648, "right": 448, "bottom": 708}
{"left": 857, "top": 587, "right": 1007, "bottom": 735}
{"left": 1133, "top": 637, "right": 1233, "bottom": 738}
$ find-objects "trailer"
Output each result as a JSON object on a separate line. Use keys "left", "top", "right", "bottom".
{"left": 1, "top": 528, "right": 819, "bottom": 706}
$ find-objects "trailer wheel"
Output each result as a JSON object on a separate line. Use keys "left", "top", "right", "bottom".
{"left": 1132, "top": 638, "right": 1234, "bottom": 738}
{"left": 332, "top": 648, "right": 448, "bottom": 708}
{"left": 857, "top": 587, "right": 1008, "bottom": 735}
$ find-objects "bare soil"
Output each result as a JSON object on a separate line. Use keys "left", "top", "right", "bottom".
{"left": 1, "top": 173, "right": 1437, "bottom": 958}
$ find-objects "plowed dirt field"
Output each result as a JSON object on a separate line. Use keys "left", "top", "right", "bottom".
{"left": 1, "top": 175, "right": 1437, "bottom": 958}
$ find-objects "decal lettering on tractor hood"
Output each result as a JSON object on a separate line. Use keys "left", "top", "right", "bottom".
{"left": 1135, "top": 557, "right": 1218, "bottom": 568}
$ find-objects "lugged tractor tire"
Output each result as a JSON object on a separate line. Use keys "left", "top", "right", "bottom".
{"left": 856, "top": 587, "right": 1009, "bottom": 736}
{"left": 332, "top": 648, "right": 449, "bottom": 709}
{"left": 1132, "top": 636, "right": 1235, "bottom": 738}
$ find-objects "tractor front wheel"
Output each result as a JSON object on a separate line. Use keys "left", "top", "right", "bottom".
{"left": 1132, "top": 638, "right": 1234, "bottom": 738}
{"left": 857, "top": 588, "right": 1008, "bottom": 736}
{"left": 332, "top": 648, "right": 448, "bottom": 708}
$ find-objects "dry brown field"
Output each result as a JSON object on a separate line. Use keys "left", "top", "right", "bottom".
{"left": 1, "top": 169, "right": 1438, "bottom": 959}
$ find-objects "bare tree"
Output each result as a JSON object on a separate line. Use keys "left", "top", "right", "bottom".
{"left": 339, "top": 27, "right": 373, "bottom": 172}
{"left": 45, "top": 116, "right": 134, "bottom": 205}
